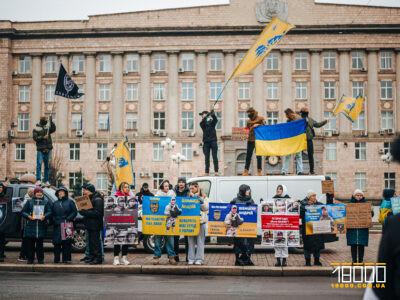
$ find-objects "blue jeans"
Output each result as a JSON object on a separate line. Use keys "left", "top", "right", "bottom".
{"left": 85, "top": 230, "right": 104, "bottom": 260}
{"left": 154, "top": 235, "right": 175, "bottom": 258}
{"left": 36, "top": 150, "right": 51, "bottom": 182}
{"left": 281, "top": 152, "right": 303, "bottom": 174}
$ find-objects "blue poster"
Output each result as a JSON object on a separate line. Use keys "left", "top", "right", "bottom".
{"left": 391, "top": 197, "right": 400, "bottom": 215}
{"left": 305, "top": 204, "right": 346, "bottom": 235}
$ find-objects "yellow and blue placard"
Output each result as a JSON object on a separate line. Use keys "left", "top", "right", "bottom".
{"left": 142, "top": 196, "right": 200, "bottom": 236}
{"left": 391, "top": 197, "right": 400, "bottom": 215}
{"left": 305, "top": 204, "right": 346, "bottom": 235}
{"left": 114, "top": 136, "right": 135, "bottom": 189}
{"left": 332, "top": 94, "right": 364, "bottom": 122}
{"left": 254, "top": 118, "right": 307, "bottom": 156}
{"left": 208, "top": 203, "right": 258, "bottom": 238}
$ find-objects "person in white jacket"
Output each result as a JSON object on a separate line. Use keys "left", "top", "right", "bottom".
{"left": 187, "top": 182, "right": 209, "bottom": 265}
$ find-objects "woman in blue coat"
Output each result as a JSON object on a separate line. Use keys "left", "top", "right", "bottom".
{"left": 346, "top": 189, "right": 373, "bottom": 263}
{"left": 21, "top": 186, "right": 52, "bottom": 264}
{"left": 52, "top": 187, "right": 77, "bottom": 263}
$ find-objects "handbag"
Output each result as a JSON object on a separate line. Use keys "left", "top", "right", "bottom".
{"left": 58, "top": 201, "right": 74, "bottom": 241}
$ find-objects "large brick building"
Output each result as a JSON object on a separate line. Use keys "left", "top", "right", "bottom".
{"left": 0, "top": 0, "right": 399, "bottom": 199}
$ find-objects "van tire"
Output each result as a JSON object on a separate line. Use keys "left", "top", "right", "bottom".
{"left": 289, "top": 247, "right": 304, "bottom": 254}
{"left": 143, "top": 235, "right": 166, "bottom": 254}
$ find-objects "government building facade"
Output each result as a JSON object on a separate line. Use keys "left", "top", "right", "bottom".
{"left": 0, "top": 0, "right": 399, "bottom": 200}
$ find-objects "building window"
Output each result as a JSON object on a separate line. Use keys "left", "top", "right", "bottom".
{"left": 153, "top": 54, "right": 166, "bottom": 72}
{"left": 351, "top": 51, "right": 364, "bottom": 70}
{"left": 383, "top": 142, "right": 392, "bottom": 155}
{"left": 355, "top": 142, "right": 366, "bottom": 160}
{"left": 380, "top": 51, "right": 392, "bottom": 70}
{"left": 45, "top": 56, "right": 57, "bottom": 73}
{"left": 99, "top": 84, "right": 111, "bottom": 101}
{"left": 182, "top": 82, "right": 194, "bottom": 101}
{"left": 153, "top": 173, "right": 164, "bottom": 189}
{"left": 215, "top": 111, "right": 222, "bottom": 131}
{"left": 18, "top": 113, "right": 29, "bottom": 132}
{"left": 18, "top": 85, "right": 30, "bottom": 103}
{"left": 323, "top": 51, "right": 336, "bottom": 70}
{"left": 75, "top": 84, "right": 84, "bottom": 102}
{"left": 153, "top": 112, "right": 165, "bottom": 131}
{"left": 154, "top": 83, "right": 166, "bottom": 100}
{"left": 352, "top": 111, "right": 365, "bottom": 130}
{"left": 96, "top": 173, "right": 108, "bottom": 191}
{"left": 182, "top": 53, "right": 194, "bottom": 71}
{"left": 71, "top": 113, "right": 82, "bottom": 130}
{"left": 180, "top": 173, "right": 192, "bottom": 180}
{"left": 295, "top": 82, "right": 307, "bottom": 99}
{"left": 355, "top": 172, "right": 367, "bottom": 191}
{"left": 238, "top": 82, "right": 250, "bottom": 100}
{"left": 126, "top": 113, "right": 138, "bottom": 130}
{"left": 381, "top": 111, "right": 393, "bottom": 130}
{"left": 384, "top": 172, "right": 395, "bottom": 189}
{"left": 19, "top": 56, "right": 31, "bottom": 74}
{"left": 325, "top": 172, "right": 338, "bottom": 191}
{"left": 210, "top": 82, "right": 222, "bottom": 100}
{"left": 126, "top": 83, "right": 138, "bottom": 101}
{"left": 128, "top": 142, "right": 135, "bottom": 160}
{"left": 72, "top": 55, "right": 84, "bottom": 73}
{"left": 182, "top": 143, "right": 192, "bottom": 160}
{"left": 99, "top": 55, "right": 111, "bottom": 72}
{"left": 69, "top": 143, "right": 80, "bottom": 161}
{"left": 326, "top": 142, "right": 337, "bottom": 161}
{"left": 98, "top": 113, "right": 109, "bottom": 130}
{"left": 266, "top": 112, "right": 278, "bottom": 125}
{"left": 266, "top": 52, "right": 279, "bottom": 70}
{"left": 380, "top": 81, "right": 393, "bottom": 100}
{"left": 217, "top": 142, "right": 222, "bottom": 160}
{"left": 153, "top": 143, "right": 164, "bottom": 161}
{"left": 266, "top": 82, "right": 278, "bottom": 100}
{"left": 238, "top": 111, "right": 247, "bottom": 128}
{"left": 69, "top": 172, "right": 80, "bottom": 189}
{"left": 15, "top": 144, "right": 25, "bottom": 161}
{"left": 236, "top": 152, "right": 246, "bottom": 175}
{"left": 352, "top": 81, "right": 364, "bottom": 98}
{"left": 45, "top": 85, "right": 55, "bottom": 102}
{"left": 126, "top": 54, "right": 138, "bottom": 72}
{"left": 237, "top": 53, "right": 246, "bottom": 65}
{"left": 97, "top": 143, "right": 108, "bottom": 161}
{"left": 210, "top": 53, "right": 222, "bottom": 71}
{"left": 324, "top": 112, "right": 336, "bottom": 130}
{"left": 15, "top": 172, "right": 26, "bottom": 179}
{"left": 294, "top": 52, "right": 307, "bottom": 70}
{"left": 324, "top": 82, "right": 335, "bottom": 99}
{"left": 182, "top": 112, "right": 194, "bottom": 131}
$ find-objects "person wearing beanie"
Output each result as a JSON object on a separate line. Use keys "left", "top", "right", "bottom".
{"left": 199, "top": 109, "right": 219, "bottom": 176}
{"left": 52, "top": 187, "right": 77, "bottom": 264}
{"left": 243, "top": 107, "right": 266, "bottom": 176}
{"left": 378, "top": 188, "right": 396, "bottom": 230}
{"left": 173, "top": 177, "right": 190, "bottom": 262}
{"left": 80, "top": 184, "right": 104, "bottom": 265}
{"left": 300, "top": 189, "right": 324, "bottom": 266}
{"left": 135, "top": 182, "right": 154, "bottom": 205}
{"left": 21, "top": 186, "right": 52, "bottom": 264}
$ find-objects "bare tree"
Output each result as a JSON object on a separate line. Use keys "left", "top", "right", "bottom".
{"left": 102, "top": 161, "right": 115, "bottom": 195}
{"left": 49, "top": 149, "right": 63, "bottom": 187}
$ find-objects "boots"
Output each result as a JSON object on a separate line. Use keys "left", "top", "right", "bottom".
{"left": 282, "top": 258, "right": 287, "bottom": 267}
{"left": 113, "top": 256, "right": 120, "bottom": 265}
{"left": 314, "top": 257, "right": 322, "bottom": 266}
{"left": 305, "top": 258, "right": 311, "bottom": 266}
{"left": 169, "top": 256, "right": 177, "bottom": 265}
{"left": 275, "top": 258, "right": 281, "bottom": 267}
{"left": 257, "top": 169, "right": 262, "bottom": 176}
{"left": 235, "top": 254, "right": 244, "bottom": 266}
{"left": 153, "top": 256, "right": 159, "bottom": 265}
{"left": 121, "top": 256, "right": 130, "bottom": 265}
{"left": 242, "top": 169, "right": 249, "bottom": 176}
{"left": 244, "top": 254, "right": 254, "bottom": 266}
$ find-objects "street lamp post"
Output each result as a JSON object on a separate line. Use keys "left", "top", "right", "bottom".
{"left": 172, "top": 153, "right": 186, "bottom": 178}
{"left": 161, "top": 137, "right": 176, "bottom": 179}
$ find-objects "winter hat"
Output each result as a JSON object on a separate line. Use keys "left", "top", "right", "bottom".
{"left": 142, "top": 183, "right": 149, "bottom": 188}
{"left": 354, "top": 189, "right": 364, "bottom": 197}
{"left": 178, "top": 177, "right": 186, "bottom": 184}
{"left": 34, "top": 186, "right": 43, "bottom": 195}
{"left": 55, "top": 186, "right": 69, "bottom": 199}
{"left": 383, "top": 189, "right": 395, "bottom": 200}
{"left": 83, "top": 184, "right": 96, "bottom": 194}
{"left": 307, "top": 189, "right": 316, "bottom": 198}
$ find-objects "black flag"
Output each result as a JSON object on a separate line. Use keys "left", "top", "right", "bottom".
{"left": 55, "top": 63, "right": 84, "bottom": 99}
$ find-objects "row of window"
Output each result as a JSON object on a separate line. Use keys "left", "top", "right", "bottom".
{"left": 17, "top": 50, "right": 396, "bottom": 75}
{"left": 326, "top": 172, "right": 395, "bottom": 192}
{"left": 326, "top": 142, "right": 392, "bottom": 161}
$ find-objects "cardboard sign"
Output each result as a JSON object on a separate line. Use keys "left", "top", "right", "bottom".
{"left": 321, "top": 180, "right": 335, "bottom": 194}
{"left": 75, "top": 195, "right": 93, "bottom": 211}
{"left": 231, "top": 127, "right": 249, "bottom": 141}
{"left": 346, "top": 202, "right": 372, "bottom": 229}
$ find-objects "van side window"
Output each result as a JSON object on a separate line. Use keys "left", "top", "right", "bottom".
{"left": 19, "top": 188, "right": 28, "bottom": 199}
{"left": 196, "top": 181, "right": 211, "bottom": 197}
{"left": 5, "top": 187, "right": 13, "bottom": 199}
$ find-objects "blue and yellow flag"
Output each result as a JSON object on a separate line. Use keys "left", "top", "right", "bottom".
{"left": 114, "top": 136, "right": 135, "bottom": 189}
{"left": 254, "top": 119, "right": 307, "bottom": 156}
{"left": 332, "top": 94, "right": 364, "bottom": 122}
{"left": 230, "top": 16, "right": 294, "bottom": 79}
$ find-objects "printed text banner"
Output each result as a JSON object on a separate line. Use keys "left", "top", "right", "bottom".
{"left": 262, "top": 215, "right": 299, "bottom": 230}
{"left": 305, "top": 204, "right": 346, "bottom": 235}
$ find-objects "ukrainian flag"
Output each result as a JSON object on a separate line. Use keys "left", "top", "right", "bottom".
{"left": 114, "top": 136, "right": 135, "bottom": 189}
{"left": 230, "top": 16, "right": 294, "bottom": 79}
{"left": 254, "top": 119, "right": 307, "bottom": 156}
{"left": 332, "top": 94, "right": 364, "bottom": 122}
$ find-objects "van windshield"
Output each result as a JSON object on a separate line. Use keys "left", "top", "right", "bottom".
{"left": 195, "top": 181, "right": 211, "bottom": 197}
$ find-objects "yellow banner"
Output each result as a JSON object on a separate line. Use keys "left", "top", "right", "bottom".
{"left": 114, "top": 137, "right": 135, "bottom": 189}
{"left": 332, "top": 94, "right": 364, "bottom": 122}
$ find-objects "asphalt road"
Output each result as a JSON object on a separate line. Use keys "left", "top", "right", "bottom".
{"left": 0, "top": 272, "right": 364, "bottom": 300}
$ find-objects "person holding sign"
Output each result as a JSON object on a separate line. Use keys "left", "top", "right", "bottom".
{"left": 21, "top": 186, "right": 52, "bottom": 264}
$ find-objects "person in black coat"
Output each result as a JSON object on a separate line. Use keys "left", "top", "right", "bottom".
{"left": 230, "top": 184, "right": 255, "bottom": 266}
{"left": 173, "top": 177, "right": 190, "bottom": 262}
{"left": 52, "top": 187, "right": 77, "bottom": 264}
{"left": 199, "top": 110, "right": 219, "bottom": 176}
{"left": 135, "top": 183, "right": 154, "bottom": 204}
{"left": 0, "top": 182, "right": 7, "bottom": 262}
{"left": 79, "top": 184, "right": 104, "bottom": 265}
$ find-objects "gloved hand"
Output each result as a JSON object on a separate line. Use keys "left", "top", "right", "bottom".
{"left": 245, "top": 201, "right": 252, "bottom": 206}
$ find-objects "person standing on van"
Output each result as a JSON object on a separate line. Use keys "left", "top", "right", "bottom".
{"left": 243, "top": 107, "right": 266, "bottom": 176}
{"left": 199, "top": 110, "right": 219, "bottom": 176}
{"left": 230, "top": 184, "right": 255, "bottom": 266}
{"left": 173, "top": 178, "right": 190, "bottom": 262}
{"left": 272, "top": 184, "right": 290, "bottom": 266}
{"left": 300, "top": 190, "right": 324, "bottom": 266}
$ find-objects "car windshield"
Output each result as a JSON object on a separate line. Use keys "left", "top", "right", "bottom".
{"left": 43, "top": 187, "right": 57, "bottom": 201}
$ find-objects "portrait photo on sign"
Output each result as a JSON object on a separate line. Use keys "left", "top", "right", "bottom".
{"left": 12, "top": 198, "right": 23, "bottom": 212}
{"left": 262, "top": 230, "right": 274, "bottom": 246}
{"left": 274, "top": 230, "right": 286, "bottom": 246}
{"left": 261, "top": 200, "right": 274, "bottom": 214}
{"left": 274, "top": 198, "right": 286, "bottom": 214}
{"left": 286, "top": 199, "right": 300, "bottom": 215}
{"left": 32, "top": 205, "right": 44, "bottom": 219}
{"left": 287, "top": 230, "right": 300, "bottom": 247}
{"left": 224, "top": 205, "right": 244, "bottom": 237}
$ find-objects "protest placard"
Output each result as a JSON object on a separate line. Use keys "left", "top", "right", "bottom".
{"left": 321, "top": 180, "right": 335, "bottom": 194}
{"left": 32, "top": 205, "right": 44, "bottom": 219}
{"left": 346, "top": 202, "right": 372, "bottom": 229}
{"left": 391, "top": 197, "right": 400, "bottom": 215}
{"left": 305, "top": 204, "right": 346, "bottom": 235}
{"left": 74, "top": 195, "right": 93, "bottom": 211}
{"left": 231, "top": 127, "right": 249, "bottom": 141}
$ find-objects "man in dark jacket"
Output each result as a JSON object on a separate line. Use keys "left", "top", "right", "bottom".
{"left": 80, "top": 184, "right": 104, "bottom": 265}
{"left": 33, "top": 116, "right": 56, "bottom": 186}
{"left": 199, "top": 110, "right": 218, "bottom": 176}
{"left": 136, "top": 183, "right": 154, "bottom": 204}
{"left": 173, "top": 177, "right": 190, "bottom": 262}
{"left": 0, "top": 182, "right": 7, "bottom": 262}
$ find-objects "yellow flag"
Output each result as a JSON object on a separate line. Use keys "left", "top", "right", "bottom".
{"left": 332, "top": 94, "right": 364, "bottom": 122}
{"left": 230, "top": 16, "right": 294, "bottom": 79}
{"left": 113, "top": 136, "right": 135, "bottom": 189}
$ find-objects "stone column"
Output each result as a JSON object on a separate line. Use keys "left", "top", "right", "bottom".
{"left": 223, "top": 50, "right": 235, "bottom": 136}
{"left": 84, "top": 52, "right": 96, "bottom": 136}
{"left": 253, "top": 63, "right": 264, "bottom": 117}
{"left": 139, "top": 51, "right": 151, "bottom": 135}
{"left": 281, "top": 50, "right": 293, "bottom": 111}
{"left": 195, "top": 50, "right": 207, "bottom": 135}
{"left": 31, "top": 54, "right": 42, "bottom": 127}
{"left": 111, "top": 52, "right": 123, "bottom": 136}
{"left": 396, "top": 49, "right": 400, "bottom": 133}
{"left": 167, "top": 51, "right": 179, "bottom": 135}
{"left": 339, "top": 49, "right": 351, "bottom": 134}
{"left": 310, "top": 50, "right": 321, "bottom": 122}
{"left": 367, "top": 49, "right": 379, "bottom": 133}
{"left": 56, "top": 54, "right": 69, "bottom": 136}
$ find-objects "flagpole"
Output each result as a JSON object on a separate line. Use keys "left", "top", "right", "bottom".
{"left": 211, "top": 78, "right": 231, "bottom": 110}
